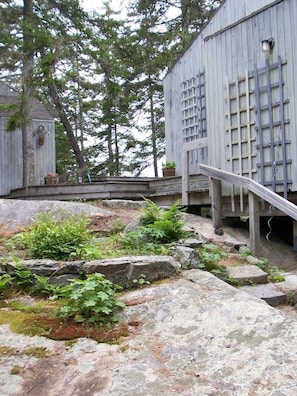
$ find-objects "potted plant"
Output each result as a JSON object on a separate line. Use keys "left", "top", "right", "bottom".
{"left": 162, "top": 161, "right": 176, "bottom": 177}
{"left": 44, "top": 172, "right": 59, "bottom": 185}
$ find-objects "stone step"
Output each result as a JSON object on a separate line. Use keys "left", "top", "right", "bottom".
{"left": 239, "top": 283, "right": 287, "bottom": 307}
{"left": 226, "top": 265, "right": 268, "bottom": 285}
{"left": 237, "top": 272, "right": 297, "bottom": 307}
{"left": 273, "top": 273, "right": 297, "bottom": 305}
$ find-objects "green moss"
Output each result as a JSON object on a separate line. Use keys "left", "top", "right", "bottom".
{"left": 0, "top": 346, "right": 15, "bottom": 357}
{"left": 0, "top": 310, "right": 51, "bottom": 337}
{"left": 64, "top": 339, "right": 78, "bottom": 348}
{"left": 119, "top": 344, "right": 129, "bottom": 353}
{"left": 10, "top": 366, "right": 21, "bottom": 375}
{"left": 6, "top": 299, "right": 55, "bottom": 314}
{"left": 24, "top": 346, "right": 49, "bottom": 358}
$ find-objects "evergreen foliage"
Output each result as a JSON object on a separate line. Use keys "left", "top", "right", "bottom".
{"left": 0, "top": 0, "right": 222, "bottom": 176}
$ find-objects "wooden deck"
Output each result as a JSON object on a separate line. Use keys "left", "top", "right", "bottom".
{"left": 6, "top": 170, "right": 297, "bottom": 257}
{"left": 7, "top": 175, "right": 211, "bottom": 204}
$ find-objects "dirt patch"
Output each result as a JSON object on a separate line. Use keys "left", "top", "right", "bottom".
{"left": 88, "top": 206, "right": 141, "bottom": 235}
{"left": 219, "top": 253, "right": 250, "bottom": 268}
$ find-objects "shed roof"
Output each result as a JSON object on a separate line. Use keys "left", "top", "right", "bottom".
{"left": 0, "top": 84, "right": 54, "bottom": 121}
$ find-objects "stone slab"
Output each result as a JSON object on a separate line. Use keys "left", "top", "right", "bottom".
{"left": 3, "top": 269, "right": 297, "bottom": 395}
{"left": 226, "top": 264, "right": 268, "bottom": 285}
{"left": 240, "top": 283, "right": 287, "bottom": 306}
{"left": 275, "top": 273, "right": 297, "bottom": 304}
{"left": 82, "top": 255, "right": 180, "bottom": 288}
{"left": 103, "top": 270, "right": 297, "bottom": 395}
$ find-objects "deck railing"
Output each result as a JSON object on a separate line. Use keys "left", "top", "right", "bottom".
{"left": 199, "top": 164, "right": 297, "bottom": 256}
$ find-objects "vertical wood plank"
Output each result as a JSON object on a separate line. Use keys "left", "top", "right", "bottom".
{"left": 236, "top": 79, "right": 244, "bottom": 212}
{"left": 249, "top": 191, "right": 260, "bottom": 256}
{"left": 245, "top": 70, "right": 252, "bottom": 179}
{"left": 293, "top": 221, "right": 297, "bottom": 252}
{"left": 211, "top": 178, "right": 222, "bottom": 230}
{"left": 182, "top": 148, "right": 189, "bottom": 205}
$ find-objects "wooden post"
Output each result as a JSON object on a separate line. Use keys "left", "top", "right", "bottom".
{"left": 210, "top": 178, "right": 222, "bottom": 230}
{"left": 182, "top": 149, "right": 189, "bottom": 205}
{"left": 249, "top": 191, "right": 260, "bottom": 256}
{"left": 293, "top": 221, "right": 297, "bottom": 252}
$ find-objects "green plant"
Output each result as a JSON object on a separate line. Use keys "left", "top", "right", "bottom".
{"left": 162, "top": 161, "right": 176, "bottom": 169}
{"left": 132, "top": 274, "right": 150, "bottom": 288}
{"left": 0, "top": 273, "right": 12, "bottom": 294}
{"left": 267, "top": 267, "right": 285, "bottom": 283}
{"left": 240, "top": 249, "right": 252, "bottom": 257}
{"left": 12, "top": 264, "right": 35, "bottom": 289}
{"left": 119, "top": 198, "right": 187, "bottom": 252}
{"left": 52, "top": 273, "right": 125, "bottom": 324}
{"left": 120, "top": 230, "right": 169, "bottom": 255}
{"left": 0, "top": 263, "right": 35, "bottom": 294}
{"left": 197, "top": 244, "right": 230, "bottom": 282}
{"left": 253, "top": 258, "right": 285, "bottom": 283}
{"left": 109, "top": 218, "right": 125, "bottom": 234}
{"left": 139, "top": 198, "right": 187, "bottom": 243}
{"left": 254, "top": 258, "right": 268, "bottom": 271}
{"left": 30, "top": 274, "right": 64, "bottom": 296}
{"left": 0, "top": 261, "right": 64, "bottom": 297}
{"left": 198, "top": 244, "right": 227, "bottom": 271}
{"left": 15, "top": 211, "right": 95, "bottom": 260}
{"left": 140, "top": 197, "right": 162, "bottom": 226}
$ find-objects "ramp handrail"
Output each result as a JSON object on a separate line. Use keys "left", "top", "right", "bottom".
{"left": 199, "top": 164, "right": 297, "bottom": 221}
{"left": 199, "top": 164, "right": 297, "bottom": 255}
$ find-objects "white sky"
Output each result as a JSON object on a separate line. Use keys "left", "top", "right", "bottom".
{"left": 82, "top": 0, "right": 127, "bottom": 14}
{"left": 81, "top": 0, "right": 164, "bottom": 177}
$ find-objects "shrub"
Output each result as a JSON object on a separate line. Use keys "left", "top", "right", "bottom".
{"left": 53, "top": 273, "right": 125, "bottom": 324}
{"left": 15, "top": 211, "right": 95, "bottom": 260}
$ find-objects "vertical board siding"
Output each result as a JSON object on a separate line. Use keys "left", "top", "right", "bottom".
{"left": 164, "top": 0, "right": 297, "bottom": 196}
{"left": 32, "top": 119, "right": 56, "bottom": 184}
{"left": 0, "top": 119, "right": 23, "bottom": 195}
{"left": 0, "top": 118, "right": 55, "bottom": 196}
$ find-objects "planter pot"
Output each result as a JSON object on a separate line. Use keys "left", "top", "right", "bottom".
{"left": 44, "top": 176, "right": 59, "bottom": 185}
{"left": 162, "top": 168, "right": 176, "bottom": 177}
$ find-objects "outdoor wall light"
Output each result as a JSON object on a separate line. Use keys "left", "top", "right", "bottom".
{"left": 261, "top": 38, "right": 275, "bottom": 52}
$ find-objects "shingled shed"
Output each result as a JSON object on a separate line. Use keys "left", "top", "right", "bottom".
{"left": 0, "top": 85, "right": 55, "bottom": 196}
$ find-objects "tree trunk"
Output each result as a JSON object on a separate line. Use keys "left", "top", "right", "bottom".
{"left": 22, "top": 0, "right": 35, "bottom": 191}
{"left": 114, "top": 123, "right": 120, "bottom": 176}
{"left": 149, "top": 82, "right": 158, "bottom": 177}
{"left": 48, "top": 80, "right": 86, "bottom": 170}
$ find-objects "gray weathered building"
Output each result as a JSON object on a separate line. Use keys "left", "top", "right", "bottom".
{"left": 164, "top": 0, "right": 296, "bottom": 205}
{"left": 0, "top": 85, "right": 55, "bottom": 196}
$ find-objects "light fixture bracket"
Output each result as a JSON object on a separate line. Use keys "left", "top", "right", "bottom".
{"left": 261, "top": 38, "right": 275, "bottom": 52}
